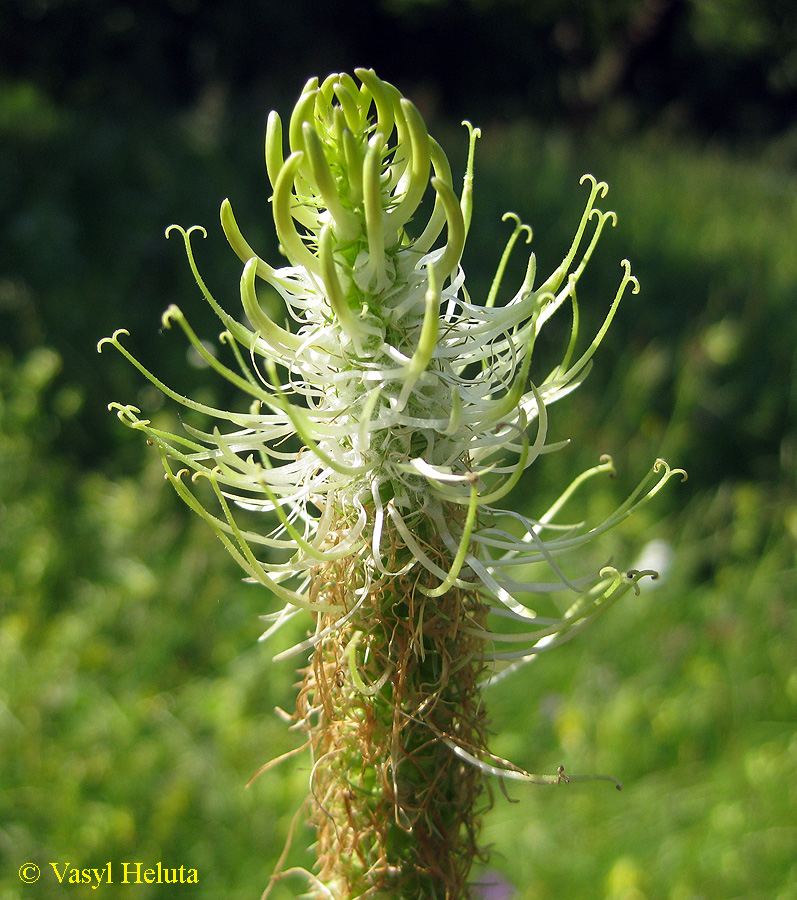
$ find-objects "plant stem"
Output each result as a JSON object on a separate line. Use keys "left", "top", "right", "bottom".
{"left": 297, "top": 547, "right": 490, "bottom": 899}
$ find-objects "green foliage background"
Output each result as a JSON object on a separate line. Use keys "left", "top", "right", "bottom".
{"left": 1, "top": 2, "right": 795, "bottom": 898}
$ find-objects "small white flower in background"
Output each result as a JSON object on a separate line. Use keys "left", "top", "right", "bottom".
{"left": 633, "top": 539, "right": 675, "bottom": 588}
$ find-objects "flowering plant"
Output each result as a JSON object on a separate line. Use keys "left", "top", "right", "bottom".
{"left": 100, "top": 70, "right": 684, "bottom": 899}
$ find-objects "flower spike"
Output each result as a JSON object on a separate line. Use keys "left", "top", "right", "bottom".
{"left": 100, "top": 69, "right": 683, "bottom": 900}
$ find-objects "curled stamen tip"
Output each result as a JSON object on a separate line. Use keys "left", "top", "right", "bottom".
{"left": 598, "top": 454, "right": 617, "bottom": 478}
{"left": 461, "top": 119, "right": 482, "bottom": 138}
{"left": 107, "top": 401, "right": 146, "bottom": 425}
{"left": 165, "top": 223, "right": 207, "bottom": 240}
{"left": 161, "top": 304, "right": 182, "bottom": 327}
{"left": 97, "top": 328, "right": 131, "bottom": 353}
{"left": 579, "top": 172, "right": 609, "bottom": 198}
{"left": 501, "top": 211, "right": 533, "bottom": 242}
{"left": 624, "top": 568, "right": 660, "bottom": 594}
{"left": 192, "top": 467, "right": 219, "bottom": 485}
{"left": 630, "top": 569, "right": 661, "bottom": 581}
{"left": 618, "top": 259, "right": 641, "bottom": 293}
{"left": 653, "top": 458, "right": 688, "bottom": 481}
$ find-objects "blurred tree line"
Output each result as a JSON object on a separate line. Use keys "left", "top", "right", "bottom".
{"left": 3, "top": 0, "right": 797, "bottom": 134}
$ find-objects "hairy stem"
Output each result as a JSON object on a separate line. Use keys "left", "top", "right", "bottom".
{"left": 297, "top": 544, "right": 491, "bottom": 899}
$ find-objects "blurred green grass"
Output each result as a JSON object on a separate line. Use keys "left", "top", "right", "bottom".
{"left": 2, "top": 88, "right": 796, "bottom": 900}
